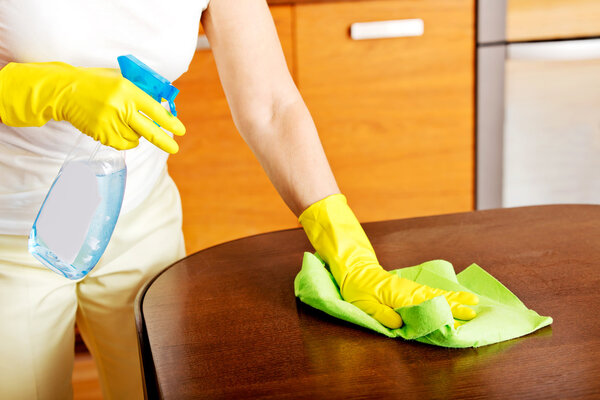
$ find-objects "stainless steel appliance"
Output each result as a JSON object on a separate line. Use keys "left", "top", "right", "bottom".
{"left": 477, "top": 0, "right": 600, "bottom": 209}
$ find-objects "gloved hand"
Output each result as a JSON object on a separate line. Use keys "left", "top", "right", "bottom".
{"left": 299, "top": 194, "right": 479, "bottom": 329}
{"left": 0, "top": 61, "right": 185, "bottom": 153}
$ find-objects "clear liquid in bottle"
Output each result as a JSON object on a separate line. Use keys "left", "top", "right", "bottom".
{"left": 28, "top": 142, "right": 126, "bottom": 280}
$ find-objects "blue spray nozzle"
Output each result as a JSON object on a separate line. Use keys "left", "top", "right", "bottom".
{"left": 117, "top": 55, "right": 180, "bottom": 116}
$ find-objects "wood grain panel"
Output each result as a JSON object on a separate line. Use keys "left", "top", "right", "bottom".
{"left": 507, "top": 0, "right": 600, "bottom": 42}
{"left": 296, "top": 0, "right": 475, "bottom": 223}
{"left": 169, "top": 6, "right": 298, "bottom": 254}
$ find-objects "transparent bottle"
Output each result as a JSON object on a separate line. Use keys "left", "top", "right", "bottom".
{"left": 28, "top": 54, "right": 180, "bottom": 279}
{"left": 29, "top": 140, "right": 126, "bottom": 279}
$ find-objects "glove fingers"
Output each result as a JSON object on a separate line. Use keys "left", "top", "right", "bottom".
{"left": 446, "top": 291, "right": 478, "bottom": 320}
{"left": 385, "top": 276, "right": 444, "bottom": 309}
{"left": 130, "top": 111, "right": 180, "bottom": 154}
{"left": 445, "top": 290, "right": 479, "bottom": 306}
{"left": 352, "top": 300, "right": 403, "bottom": 329}
{"left": 131, "top": 86, "right": 186, "bottom": 136}
{"left": 450, "top": 303, "right": 477, "bottom": 320}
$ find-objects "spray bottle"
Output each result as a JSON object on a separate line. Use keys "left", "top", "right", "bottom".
{"left": 28, "top": 55, "right": 180, "bottom": 280}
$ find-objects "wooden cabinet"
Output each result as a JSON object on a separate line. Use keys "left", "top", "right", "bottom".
{"left": 507, "top": 0, "right": 600, "bottom": 42}
{"left": 170, "top": 0, "right": 476, "bottom": 254}
{"left": 296, "top": 0, "right": 475, "bottom": 224}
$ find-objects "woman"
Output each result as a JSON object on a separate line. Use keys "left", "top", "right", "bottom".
{"left": 0, "top": 0, "right": 478, "bottom": 398}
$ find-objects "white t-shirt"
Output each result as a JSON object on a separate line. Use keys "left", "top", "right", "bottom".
{"left": 0, "top": 0, "right": 209, "bottom": 235}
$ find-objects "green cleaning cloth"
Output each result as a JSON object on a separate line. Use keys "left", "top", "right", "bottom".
{"left": 294, "top": 252, "right": 553, "bottom": 348}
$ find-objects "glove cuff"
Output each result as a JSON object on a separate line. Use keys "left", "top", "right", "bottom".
{"left": 0, "top": 63, "right": 20, "bottom": 125}
{"left": 299, "top": 194, "right": 378, "bottom": 286}
{"left": 0, "top": 62, "right": 73, "bottom": 127}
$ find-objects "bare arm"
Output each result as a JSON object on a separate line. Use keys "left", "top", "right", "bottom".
{"left": 201, "top": 0, "right": 340, "bottom": 216}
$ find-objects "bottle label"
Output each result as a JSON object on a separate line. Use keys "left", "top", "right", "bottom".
{"left": 35, "top": 161, "right": 101, "bottom": 264}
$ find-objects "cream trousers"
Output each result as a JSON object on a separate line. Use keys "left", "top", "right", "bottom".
{"left": 0, "top": 168, "right": 185, "bottom": 400}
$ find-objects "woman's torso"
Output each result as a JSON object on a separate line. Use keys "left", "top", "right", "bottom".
{"left": 0, "top": 0, "right": 208, "bottom": 234}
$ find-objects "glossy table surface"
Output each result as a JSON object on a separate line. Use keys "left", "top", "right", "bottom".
{"left": 137, "top": 205, "right": 600, "bottom": 399}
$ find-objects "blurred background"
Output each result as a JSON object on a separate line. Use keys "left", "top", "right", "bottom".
{"left": 478, "top": 0, "right": 600, "bottom": 210}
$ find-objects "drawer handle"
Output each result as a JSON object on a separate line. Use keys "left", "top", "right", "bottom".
{"left": 350, "top": 19, "right": 424, "bottom": 40}
{"left": 197, "top": 34, "right": 211, "bottom": 50}
{"left": 508, "top": 38, "right": 600, "bottom": 61}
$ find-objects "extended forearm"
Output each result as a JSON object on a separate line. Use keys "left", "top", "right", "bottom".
{"left": 201, "top": 0, "right": 338, "bottom": 216}
{"left": 237, "top": 94, "right": 340, "bottom": 216}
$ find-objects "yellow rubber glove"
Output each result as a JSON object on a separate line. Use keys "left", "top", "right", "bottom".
{"left": 299, "top": 194, "right": 479, "bottom": 329}
{"left": 0, "top": 61, "right": 185, "bottom": 153}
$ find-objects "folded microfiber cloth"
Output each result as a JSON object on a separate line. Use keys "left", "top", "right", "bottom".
{"left": 294, "top": 252, "right": 553, "bottom": 348}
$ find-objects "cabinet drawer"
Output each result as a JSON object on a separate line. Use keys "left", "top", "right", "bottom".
{"left": 507, "top": 0, "right": 600, "bottom": 42}
{"left": 296, "top": 0, "right": 475, "bottom": 222}
{"left": 170, "top": 6, "right": 297, "bottom": 254}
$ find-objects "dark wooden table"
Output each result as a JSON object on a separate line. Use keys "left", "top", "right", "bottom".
{"left": 136, "top": 205, "right": 600, "bottom": 399}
